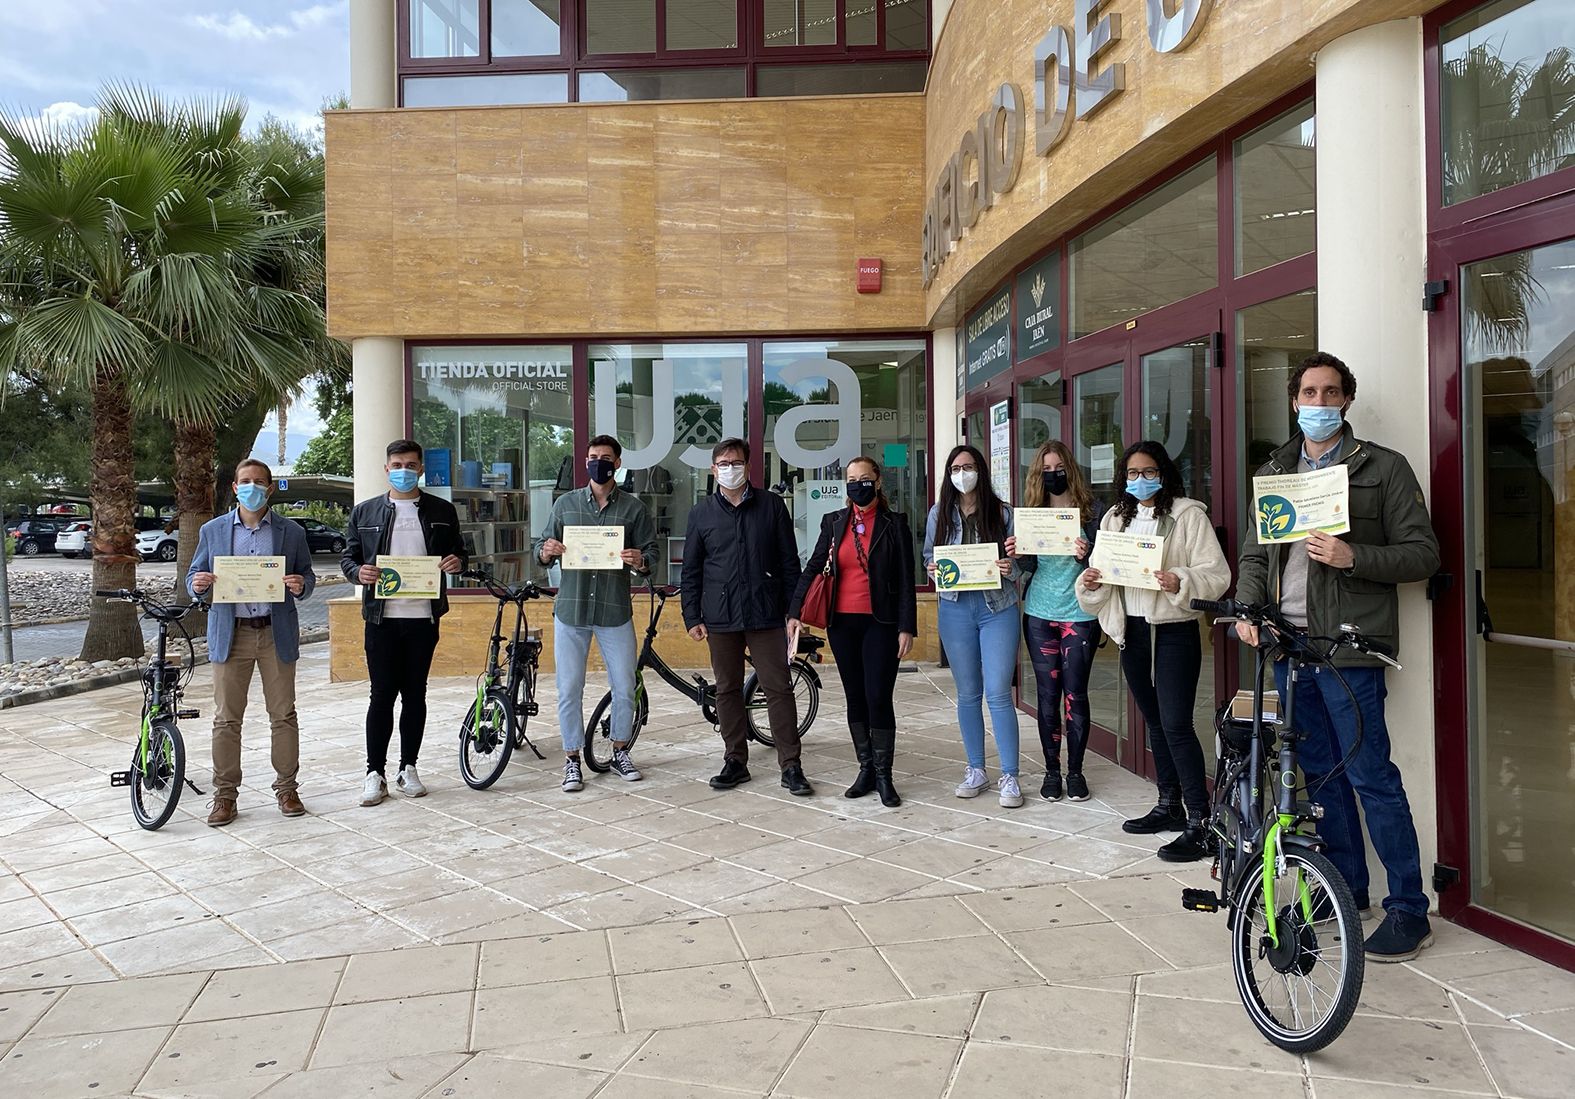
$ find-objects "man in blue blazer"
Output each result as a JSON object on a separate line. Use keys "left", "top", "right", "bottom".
{"left": 188, "top": 459, "right": 316, "bottom": 826}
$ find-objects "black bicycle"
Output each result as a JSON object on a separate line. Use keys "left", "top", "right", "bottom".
{"left": 99, "top": 589, "right": 207, "bottom": 830}
{"left": 1183, "top": 596, "right": 1399, "bottom": 1052}
{"left": 457, "top": 569, "right": 547, "bottom": 789}
{"left": 583, "top": 585, "right": 823, "bottom": 773}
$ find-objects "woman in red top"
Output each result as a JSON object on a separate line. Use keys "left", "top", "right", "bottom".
{"left": 788, "top": 457, "right": 918, "bottom": 806}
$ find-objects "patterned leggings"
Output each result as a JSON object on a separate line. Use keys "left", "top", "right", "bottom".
{"left": 1023, "top": 616, "right": 1100, "bottom": 775}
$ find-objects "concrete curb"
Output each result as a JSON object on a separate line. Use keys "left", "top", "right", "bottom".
{"left": 0, "top": 634, "right": 330, "bottom": 710}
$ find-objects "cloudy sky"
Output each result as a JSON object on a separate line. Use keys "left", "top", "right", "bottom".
{"left": 0, "top": 1, "right": 349, "bottom": 140}
{"left": 1, "top": 1, "right": 351, "bottom": 464}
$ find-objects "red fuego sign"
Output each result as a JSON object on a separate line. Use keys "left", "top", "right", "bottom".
{"left": 856, "top": 258, "right": 882, "bottom": 293}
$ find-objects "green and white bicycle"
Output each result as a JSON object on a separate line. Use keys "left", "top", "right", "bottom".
{"left": 457, "top": 568, "right": 547, "bottom": 789}
{"left": 99, "top": 588, "right": 208, "bottom": 830}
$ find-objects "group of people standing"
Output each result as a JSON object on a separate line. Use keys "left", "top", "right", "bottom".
{"left": 186, "top": 350, "right": 1438, "bottom": 963}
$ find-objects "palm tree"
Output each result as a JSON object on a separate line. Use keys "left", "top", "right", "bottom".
{"left": 0, "top": 89, "right": 263, "bottom": 658}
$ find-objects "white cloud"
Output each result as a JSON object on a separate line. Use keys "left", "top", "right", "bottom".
{"left": 190, "top": 12, "right": 291, "bottom": 41}
{"left": 8, "top": 101, "right": 100, "bottom": 133}
{"left": 290, "top": 3, "right": 343, "bottom": 31}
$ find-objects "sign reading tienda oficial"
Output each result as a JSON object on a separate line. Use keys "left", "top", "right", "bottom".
{"left": 922, "top": 0, "right": 1218, "bottom": 289}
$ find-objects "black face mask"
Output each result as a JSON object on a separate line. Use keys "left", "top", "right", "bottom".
{"left": 1042, "top": 469, "right": 1069, "bottom": 497}
{"left": 586, "top": 457, "right": 616, "bottom": 485}
{"left": 847, "top": 480, "right": 877, "bottom": 507}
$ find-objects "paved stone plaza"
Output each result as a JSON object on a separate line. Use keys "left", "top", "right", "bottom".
{"left": 0, "top": 651, "right": 1571, "bottom": 1097}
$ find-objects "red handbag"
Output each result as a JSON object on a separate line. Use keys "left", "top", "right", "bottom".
{"left": 799, "top": 560, "right": 833, "bottom": 629}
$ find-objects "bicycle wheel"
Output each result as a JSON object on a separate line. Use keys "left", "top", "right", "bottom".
{"left": 584, "top": 689, "right": 646, "bottom": 773}
{"left": 1231, "top": 845, "right": 1365, "bottom": 1052}
{"left": 459, "top": 690, "right": 515, "bottom": 790}
{"left": 513, "top": 660, "right": 536, "bottom": 751}
{"left": 744, "top": 661, "right": 819, "bottom": 746}
{"left": 130, "top": 719, "right": 185, "bottom": 831}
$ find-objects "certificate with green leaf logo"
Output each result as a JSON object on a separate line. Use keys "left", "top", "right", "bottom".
{"left": 375, "top": 555, "right": 441, "bottom": 598}
{"left": 1253, "top": 466, "right": 1351, "bottom": 544}
{"left": 931, "top": 544, "right": 1001, "bottom": 592}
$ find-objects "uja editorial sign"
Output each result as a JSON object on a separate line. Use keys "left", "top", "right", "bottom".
{"left": 921, "top": 0, "right": 1216, "bottom": 289}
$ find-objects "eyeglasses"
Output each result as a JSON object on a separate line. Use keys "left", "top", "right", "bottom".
{"left": 948, "top": 464, "right": 977, "bottom": 474}
{"left": 1125, "top": 469, "right": 1161, "bottom": 482}
{"left": 714, "top": 460, "right": 746, "bottom": 471}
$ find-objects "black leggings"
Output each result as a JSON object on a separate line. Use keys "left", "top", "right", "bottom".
{"left": 1121, "top": 617, "right": 1208, "bottom": 818}
{"left": 827, "top": 613, "right": 900, "bottom": 729}
{"left": 1023, "top": 616, "right": 1099, "bottom": 775}
{"left": 365, "top": 618, "right": 439, "bottom": 774}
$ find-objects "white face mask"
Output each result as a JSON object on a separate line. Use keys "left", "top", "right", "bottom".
{"left": 716, "top": 465, "right": 747, "bottom": 490}
{"left": 950, "top": 469, "right": 979, "bottom": 494}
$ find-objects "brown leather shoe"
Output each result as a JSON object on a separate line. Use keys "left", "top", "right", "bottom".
{"left": 207, "top": 798, "right": 237, "bottom": 827}
{"left": 277, "top": 790, "right": 306, "bottom": 817}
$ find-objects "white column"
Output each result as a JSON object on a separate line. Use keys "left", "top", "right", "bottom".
{"left": 353, "top": 337, "right": 406, "bottom": 502}
{"left": 931, "top": 327, "right": 961, "bottom": 489}
{"left": 350, "top": 0, "right": 398, "bottom": 109}
{"left": 1314, "top": 18, "right": 1438, "bottom": 904}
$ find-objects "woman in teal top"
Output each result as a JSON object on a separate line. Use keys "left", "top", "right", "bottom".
{"left": 1010, "top": 440, "right": 1101, "bottom": 802}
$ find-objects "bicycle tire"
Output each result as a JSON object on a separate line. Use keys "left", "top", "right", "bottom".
{"left": 1231, "top": 846, "right": 1365, "bottom": 1052}
{"left": 513, "top": 660, "right": 537, "bottom": 751}
{"left": 584, "top": 689, "right": 646, "bottom": 773}
{"left": 130, "top": 719, "right": 185, "bottom": 831}
{"left": 744, "top": 661, "right": 819, "bottom": 747}
{"left": 459, "top": 690, "right": 515, "bottom": 790}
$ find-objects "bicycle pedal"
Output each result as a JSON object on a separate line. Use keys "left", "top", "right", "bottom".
{"left": 177, "top": 710, "right": 199, "bottom": 719}
{"left": 1181, "top": 888, "right": 1221, "bottom": 913}
{"left": 525, "top": 702, "right": 539, "bottom": 717}
{"left": 109, "top": 771, "right": 132, "bottom": 787}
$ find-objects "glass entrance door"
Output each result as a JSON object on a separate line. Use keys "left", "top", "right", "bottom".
{"left": 1463, "top": 237, "right": 1575, "bottom": 945}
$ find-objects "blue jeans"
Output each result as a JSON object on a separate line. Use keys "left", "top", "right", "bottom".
{"left": 1275, "top": 661, "right": 1427, "bottom": 917}
{"left": 938, "top": 592, "right": 1021, "bottom": 775}
{"left": 555, "top": 618, "right": 639, "bottom": 754}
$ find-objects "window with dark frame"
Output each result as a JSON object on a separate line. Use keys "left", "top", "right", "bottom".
{"left": 397, "top": 0, "right": 930, "bottom": 105}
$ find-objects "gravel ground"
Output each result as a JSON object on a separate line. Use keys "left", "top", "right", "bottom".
{"left": 1, "top": 568, "right": 178, "bottom": 625}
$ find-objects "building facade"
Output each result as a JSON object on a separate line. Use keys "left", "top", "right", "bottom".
{"left": 329, "top": 0, "right": 1575, "bottom": 966}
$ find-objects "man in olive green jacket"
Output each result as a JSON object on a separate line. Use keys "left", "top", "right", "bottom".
{"left": 1235, "top": 352, "right": 1440, "bottom": 963}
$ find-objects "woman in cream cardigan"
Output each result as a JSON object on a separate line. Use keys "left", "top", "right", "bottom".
{"left": 1077, "top": 440, "right": 1230, "bottom": 863}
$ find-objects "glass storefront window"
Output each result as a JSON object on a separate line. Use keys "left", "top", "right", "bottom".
{"left": 491, "top": 0, "right": 562, "bottom": 55}
{"left": 1463, "top": 237, "right": 1575, "bottom": 942}
{"left": 1015, "top": 372, "right": 1064, "bottom": 713}
{"left": 884, "top": 0, "right": 926, "bottom": 50}
{"left": 587, "top": 342, "right": 749, "bottom": 587}
{"left": 667, "top": 0, "right": 739, "bottom": 51}
{"left": 1074, "top": 363, "right": 1126, "bottom": 746}
{"left": 403, "top": 72, "right": 569, "bottom": 105}
{"left": 1441, "top": 0, "right": 1575, "bottom": 205}
{"left": 1069, "top": 159, "right": 1218, "bottom": 339}
{"left": 762, "top": 339, "right": 928, "bottom": 570}
{"left": 763, "top": 0, "right": 835, "bottom": 47}
{"left": 847, "top": 3, "right": 876, "bottom": 46}
{"left": 586, "top": 0, "right": 657, "bottom": 54}
{"left": 410, "top": 0, "right": 481, "bottom": 58}
{"left": 755, "top": 60, "right": 927, "bottom": 96}
{"left": 411, "top": 345, "right": 574, "bottom": 585}
{"left": 1235, "top": 102, "right": 1316, "bottom": 275}
{"left": 579, "top": 67, "right": 746, "bottom": 101}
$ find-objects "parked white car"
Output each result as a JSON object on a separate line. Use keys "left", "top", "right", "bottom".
{"left": 136, "top": 527, "right": 179, "bottom": 562}
{"left": 55, "top": 521, "right": 93, "bottom": 558}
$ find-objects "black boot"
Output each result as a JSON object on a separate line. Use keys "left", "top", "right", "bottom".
{"left": 1122, "top": 793, "right": 1186, "bottom": 834}
{"left": 871, "top": 727, "right": 901, "bottom": 807}
{"left": 844, "top": 722, "right": 876, "bottom": 799}
{"left": 1157, "top": 818, "right": 1213, "bottom": 863}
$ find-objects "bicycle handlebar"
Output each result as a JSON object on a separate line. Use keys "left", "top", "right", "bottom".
{"left": 1193, "top": 597, "right": 1400, "bottom": 667}
{"left": 460, "top": 569, "right": 541, "bottom": 601}
{"left": 95, "top": 589, "right": 209, "bottom": 619}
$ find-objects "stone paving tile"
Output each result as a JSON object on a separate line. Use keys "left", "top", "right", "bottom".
{"left": 750, "top": 946, "right": 910, "bottom": 1013}
{"left": 311, "top": 990, "right": 474, "bottom": 1069}
{"left": 775, "top": 1023, "right": 962, "bottom": 1098}
{"left": 185, "top": 957, "right": 344, "bottom": 1022}
{"left": 618, "top": 960, "right": 771, "bottom": 1029}
{"left": 141, "top": 1006, "right": 325, "bottom": 1091}
{"left": 256, "top": 1051, "right": 469, "bottom": 1099}
{"left": 622, "top": 1016, "right": 811, "bottom": 1092}
{"left": 608, "top": 916, "right": 745, "bottom": 974}
{"left": 29, "top": 971, "right": 206, "bottom": 1038}
{"left": 0, "top": 1024, "right": 171, "bottom": 1096}
{"left": 472, "top": 976, "right": 621, "bottom": 1045}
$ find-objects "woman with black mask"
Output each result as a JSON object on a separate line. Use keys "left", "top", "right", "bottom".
{"left": 788, "top": 457, "right": 917, "bottom": 806}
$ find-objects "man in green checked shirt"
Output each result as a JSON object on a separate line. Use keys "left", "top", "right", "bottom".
{"left": 535, "top": 435, "right": 660, "bottom": 793}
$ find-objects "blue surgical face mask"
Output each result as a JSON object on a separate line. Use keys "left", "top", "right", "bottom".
{"left": 1127, "top": 476, "right": 1163, "bottom": 502}
{"left": 388, "top": 468, "right": 420, "bottom": 493}
{"left": 1297, "top": 404, "right": 1346, "bottom": 443}
{"left": 235, "top": 483, "right": 269, "bottom": 511}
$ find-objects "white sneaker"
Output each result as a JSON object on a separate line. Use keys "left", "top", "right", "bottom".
{"left": 609, "top": 747, "right": 643, "bottom": 782}
{"left": 562, "top": 756, "right": 584, "bottom": 793}
{"left": 396, "top": 765, "right": 427, "bottom": 798}
{"left": 998, "top": 774, "right": 1024, "bottom": 808}
{"left": 360, "top": 772, "right": 387, "bottom": 807}
{"left": 954, "top": 766, "right": 989, "bottom": 798}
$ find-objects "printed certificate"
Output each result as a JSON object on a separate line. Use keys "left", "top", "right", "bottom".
{"left": 1253, "top": 465, "right": 1351, "bottom": 544}
{"left": 1089, "top": 531, "right": 1165, "bottom": 591}
{"left": 211, "top": 556, "right": 286, "bottom": 604}
{"left": 1014, "top": 508, "right": 1082, "bottom": 556}
{"left": 375, "top": 555, "right": 442, "bottom": 599}
{"left": 562, "top": 525, "right": 624, "bottom": 570}
{"left": 932, "top": 543, "right": 1002, "bottom": 592}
